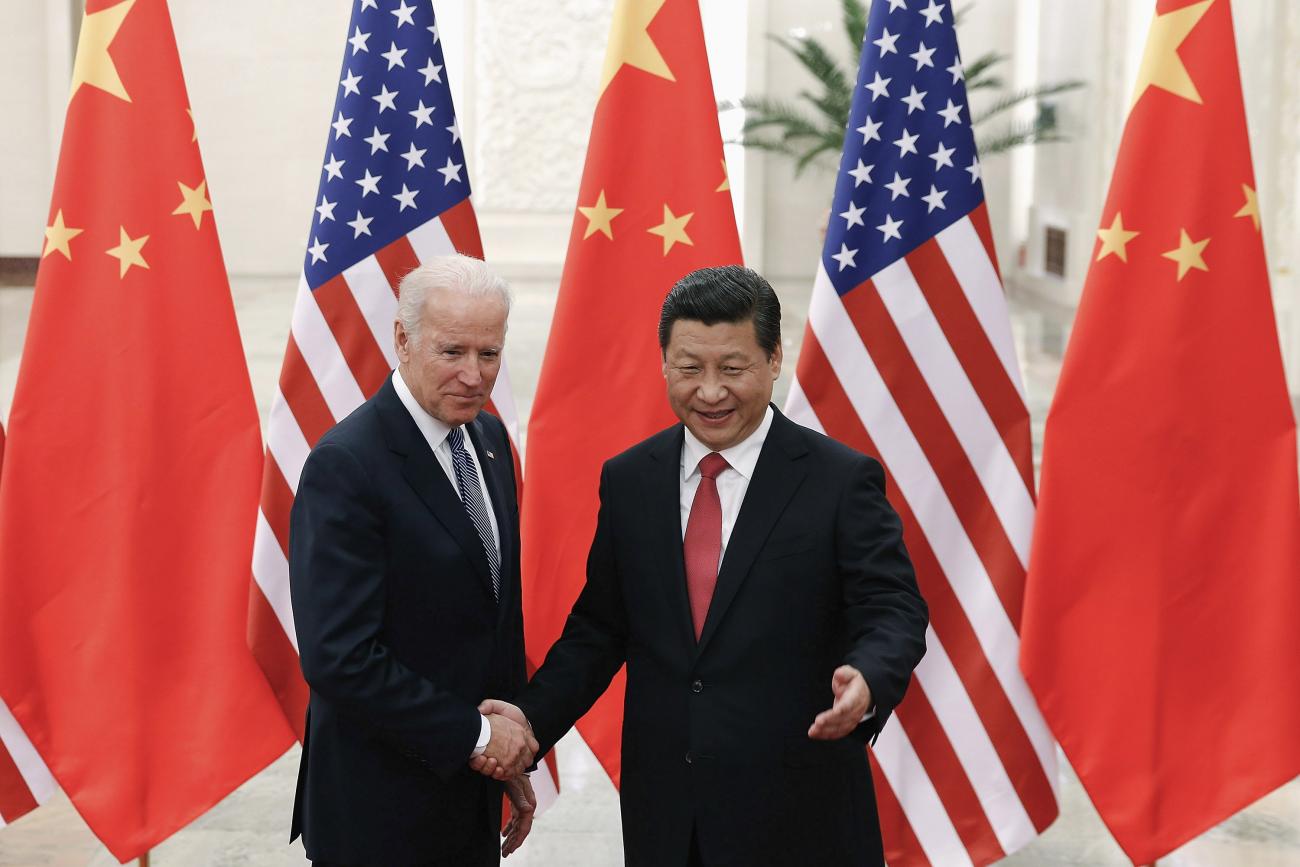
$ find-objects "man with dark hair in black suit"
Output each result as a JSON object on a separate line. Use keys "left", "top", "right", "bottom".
{"left": 479, "top": 265, "right": 929, "bottom": 866}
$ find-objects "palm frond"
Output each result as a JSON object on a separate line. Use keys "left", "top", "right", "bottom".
{"left": 971, "top": 80, "right": 1085, "bottom": 123}
{"left": 794, "top": 141, "right": 841, "bottom": 175}
{"left": 962, "top": 52, "right": 1007, "bottom": 90}
{"left": 800, "top": 87, "right": 853, "bottom": 133}
{"left": 770, "top": 34, "right": 852, "bottom": 112}
{"left": 976, "top": 119, "right": 1066, "bottom": 155}
{"left": 724, "top": 136, "right": 804, "bottom": 160}
{"left": 721, "top": 89, "right": 842, "bottom": 171}
{"left": 723, "top": 96, "right": 826, "bottom": 142}
{"left": 841, "top": 0, "right": 869, "bottom": 52}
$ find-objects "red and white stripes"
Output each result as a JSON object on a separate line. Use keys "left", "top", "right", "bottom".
{"left": 787, "top": 205, "right": 1057, "bottom": 866}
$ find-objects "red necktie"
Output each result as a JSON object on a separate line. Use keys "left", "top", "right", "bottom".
{"left": 684, "top": 452, "right": 729, "bottom": 640}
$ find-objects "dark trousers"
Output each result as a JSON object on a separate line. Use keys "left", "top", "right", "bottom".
{"left": 311, "top": 825, "right": 497, "bottom": 866}
{"left": 312, "top": 833, "right": 497, "bottom": 867}
{"left": 689, "top": 825, "right": 706, "bottom": 867}
{"left": 314, "top": 844, "right": 496, "bottom": 867}
{"left": 312, "top": 799, "right": 498, "bottom": 867}
{"left": 312, "top": 777, "right": 499, "bottom": 867}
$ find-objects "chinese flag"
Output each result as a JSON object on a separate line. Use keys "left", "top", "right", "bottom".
{"left": 1020, "top": 1, "right": 1300, "bottom": 863}
{"left": 0, "top": 0, "right": 293, "bottom": 859}
{"left": 1, "top": 417, "right": 56, "bottom": 829}
{"left": 520, "top": 0, "right": 742, "bottom": 785}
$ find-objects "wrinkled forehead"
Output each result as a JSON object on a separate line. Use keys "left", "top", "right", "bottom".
{"left": 422, "top": 288, "right": 508, "bottom": 329}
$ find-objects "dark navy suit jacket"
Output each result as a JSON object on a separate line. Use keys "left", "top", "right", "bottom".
{"left": 288, "top": 375, "right": 523, "bottom": 865}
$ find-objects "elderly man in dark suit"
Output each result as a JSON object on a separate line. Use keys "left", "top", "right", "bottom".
{"left": 480, "top": 265, "right": 928, "bottom": 867}
{"left": 289, "top": 254, "right": 537, "bottom": 866}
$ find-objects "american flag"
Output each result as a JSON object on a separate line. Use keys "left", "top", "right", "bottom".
{"left": 785, "top": 1, "right": 1059, "bottom": 864}
{"left": 246, "top": 0, "right": 536, "bottom": 790}
{"left": 0, "top": 423, "right": 57, "bottom": 829}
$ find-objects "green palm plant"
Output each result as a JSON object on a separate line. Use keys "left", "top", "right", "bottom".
{"left": 721, "top": 0, "right": 1084, "bottom": 175}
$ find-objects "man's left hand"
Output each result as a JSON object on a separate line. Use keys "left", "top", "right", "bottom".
{"left": 808, "top": 665, "right": 872, "bottom": 740}
{"left": 501, "top": 774, "right": 536, "bottom": 857}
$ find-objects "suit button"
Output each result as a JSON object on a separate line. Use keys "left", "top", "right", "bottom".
{"left": 691, "top": 679, "right": 703, "bottom": 693}
{"left": 685, "top": 751, "right": 694, "bottom": 764}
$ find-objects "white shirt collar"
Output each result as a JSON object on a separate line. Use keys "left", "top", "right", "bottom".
{"left": 682, "top": 405, "right": 774, "bottom": 482}
{"left": 392, "top": 368, "right": 455, "bottom": 453}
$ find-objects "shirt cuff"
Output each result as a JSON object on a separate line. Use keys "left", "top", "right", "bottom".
{"left": 471, "top": 713, "right": 491, "bottom": 758}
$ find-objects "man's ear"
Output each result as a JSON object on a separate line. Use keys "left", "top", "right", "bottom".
{"left": 769, "top": 343, "right": 784, "bottom": 379}
{"left": 394, "top": 321, "right": 410, "bottom": 363}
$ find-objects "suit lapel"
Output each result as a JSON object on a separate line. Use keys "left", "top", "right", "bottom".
{"left": 696, "top": 409, "right": 810, "bottom": 655}
{"left": 376, "top": 378, "right": 495, "bottom": 599}
{"left": 467, "top": 417, "right": 514, "bottom": 615}
{"left": 648, "top": 426, "right": 697, "bottom": 653}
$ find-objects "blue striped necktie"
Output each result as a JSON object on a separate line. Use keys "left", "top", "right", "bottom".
{"left": 446, "top": 427, "right": 500, "bottom": 602}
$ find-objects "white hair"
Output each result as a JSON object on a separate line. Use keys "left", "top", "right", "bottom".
{"left": 396, "top": 254, "right": 512, "bottom": 348}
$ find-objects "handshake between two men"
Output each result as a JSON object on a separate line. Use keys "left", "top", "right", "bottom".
{"left": 470, "top": 700, "right": 538, "bottom": 858}
{"left": 287, "top": 261, "right": 929, "bottom": 867}
{"left": 472, "top": 699, "right": 535, "bottom": 780}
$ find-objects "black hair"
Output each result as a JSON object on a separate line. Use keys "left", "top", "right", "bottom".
{"left": 657, "top": 265, "right": 781, "bottom": 358}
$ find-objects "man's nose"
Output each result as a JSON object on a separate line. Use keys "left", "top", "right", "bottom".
{"left": 697, "top": 372, "right": 727, "bottom": 402}
{"left": 457, "top": 355, "right": 483, "bottom": 386}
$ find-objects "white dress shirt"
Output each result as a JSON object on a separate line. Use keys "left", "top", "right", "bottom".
{"left": 392, "top": 371, "right": 501, "bottom": 552}
{"left": 392, "top": 370, "right": 499, "bottom": 756}
{"left": 679, "top": 406, "right": 774, "bottom": 552}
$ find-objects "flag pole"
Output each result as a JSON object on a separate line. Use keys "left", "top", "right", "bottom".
{"left": 138, "top": 852, "right": 150, "bottom": 867}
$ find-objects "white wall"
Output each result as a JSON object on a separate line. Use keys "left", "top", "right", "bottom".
{"left": 0, "top": 2, "right": 74, "bottom": 258}
{"left": 171, "top": 3, "right": 351, "bottom": 275}
{"left": 465, "top": 0, "right": 605, "bottom": 278}
{"left": 1023, "top": 0, "right": 1300, "bottom": 393}
{"left": 1017, "top": 0, "right": 1116, "bottom": 304}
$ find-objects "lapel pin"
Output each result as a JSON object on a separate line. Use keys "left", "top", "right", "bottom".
{"left": 485, "top": 450, "right": 495, "bottom": 460}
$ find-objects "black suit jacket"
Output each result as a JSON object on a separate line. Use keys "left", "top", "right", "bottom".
{"left": 288, "top": 375, "right": 524, "bottom": 865}
{"left": 519, "top": 408, "right": 927, "bottom": 867}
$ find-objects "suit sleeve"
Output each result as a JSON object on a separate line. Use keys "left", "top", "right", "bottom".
{"left": 289, "top": 441, "right": 482, "bottom": 780}
{"left": 836, "top": 456, "right": 929, "bottom": 741}
{"left": 517, "top": 465, "right": 628, "bottom": 756}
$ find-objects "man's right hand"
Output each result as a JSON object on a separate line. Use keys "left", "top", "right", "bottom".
{"left": 475, "top": 707, "right": 537, "bottom": 780}
{"left": 470, "top": 700, "right": 536, "bottom": 779}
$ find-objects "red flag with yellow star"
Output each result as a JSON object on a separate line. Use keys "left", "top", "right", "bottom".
{"left": 520, "top": 0, "right": 742, "bottom": 786}
{"left": 0, "top": 0, "right": 293, "bottom": 859}
{"left": 1020, "top": 1, "right": 1300, "bottom": 862}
